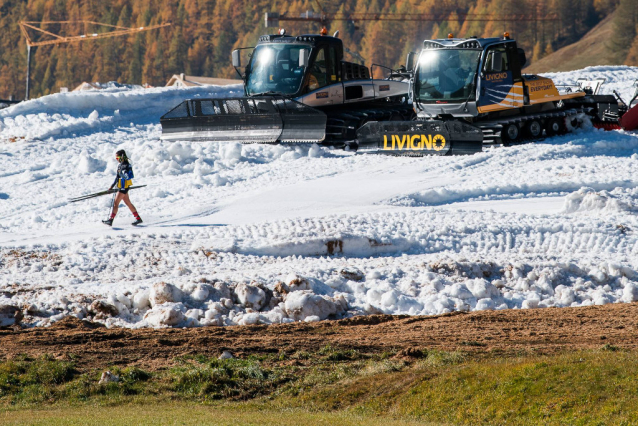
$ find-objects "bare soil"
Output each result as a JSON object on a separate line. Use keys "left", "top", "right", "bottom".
{"left": 1, "top": 303, "right": 637, "bottom": 371}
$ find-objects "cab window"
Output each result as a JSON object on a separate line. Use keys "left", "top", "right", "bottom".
{"left": 484, "top": 46, "right": 510, "bottom": 73}
{"left": 307, "top": 47, "right": 328, "bottom": 91}
{"left": 328, "top": 46, "right": 338, "bottom": 82}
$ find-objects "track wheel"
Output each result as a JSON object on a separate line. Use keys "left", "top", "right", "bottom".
{"left": 525, "top": 120, "right": 542, "bottom": 138}
{"left": 502, "top": 123, "right": 519, "bottom": 146}
{"left": 545, "top": 118, "right": 566, "bottom": 137}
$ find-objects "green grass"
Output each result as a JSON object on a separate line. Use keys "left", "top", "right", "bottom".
{"left": 0, "top": 403, "right": 434, "bottom": 426}
{"left": 170, "top": 356, "right": 292, "bottom": 400}
{"left": 0, "top": 355, "right": 76, "bottom": 404}
{"left": 2, "top": 348, "right": 638, "bottom": 425}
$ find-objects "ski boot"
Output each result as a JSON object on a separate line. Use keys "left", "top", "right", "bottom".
{"left": 102, "top": 218, "right": 113, "bottom": 226}
{"left": 132, "top": 212, "right": 143, "bottom": 226}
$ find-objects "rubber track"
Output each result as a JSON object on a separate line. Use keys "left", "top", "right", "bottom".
{"left": 478, "top": 108, "right": 582, "bottom": 145}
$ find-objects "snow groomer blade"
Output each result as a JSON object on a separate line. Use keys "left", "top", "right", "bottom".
{"left": 160, "top": 96, "right": 327, "bottom": 144}
{"left": 356, "top": 120, "right": 483, "bottom": 156}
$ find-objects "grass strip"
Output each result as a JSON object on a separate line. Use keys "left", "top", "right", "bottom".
{"left": 1, "top": 347, "right": 637, "bottom": 425}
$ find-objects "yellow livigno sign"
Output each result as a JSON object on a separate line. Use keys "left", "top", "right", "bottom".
{"left": 383, "top": 134, "right": 447, "bottom": 151}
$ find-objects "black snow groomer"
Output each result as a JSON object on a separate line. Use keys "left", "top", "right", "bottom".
{"left": 160, "top": 29, "right": 414, "bottom": 149}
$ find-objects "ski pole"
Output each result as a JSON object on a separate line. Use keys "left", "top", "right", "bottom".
{"left": 68, "top": 185, "right": 146, "bottom": 203}
{"left": 108, "top": 192, "right": 116, "bottom": 221}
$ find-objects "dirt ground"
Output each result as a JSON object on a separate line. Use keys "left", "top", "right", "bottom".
{"left": 1, "top": 303, "right": 637, "bottom": 371}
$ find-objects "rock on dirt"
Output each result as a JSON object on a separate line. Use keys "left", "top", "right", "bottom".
{"left": 340, "top": 268, "right": 365, "bottom": 282}
{"left": 218, "top": 351, "right": 234, "bottom": 360}
{"left": 89, "top": 300, "right": 119, "bottom": 317}
{"left": 98, "top": 371, "right": 120, "bottom": 384}
{"left": 0, "top": 305, "right": 23, "bottom": 327}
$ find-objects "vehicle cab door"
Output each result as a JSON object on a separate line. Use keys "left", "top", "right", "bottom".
{"left": 299, "top": 44, "right": 343, "bottom": 106}
{"left": 326, "top": 44, "right": 343, "bottom": 104}
{"left": 477, "top": 43, "right": 523, "bottom": 113}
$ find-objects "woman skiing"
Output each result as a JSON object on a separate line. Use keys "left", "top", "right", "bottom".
{"left": 103, "top": 149, "right": 143, "bottom": 226}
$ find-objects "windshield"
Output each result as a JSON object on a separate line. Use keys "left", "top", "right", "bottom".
{"left": 415, "top": 49, "right": 480, "bottom": 103}
{"left": 246, "top": 44, "right": 309, "bottom": 96}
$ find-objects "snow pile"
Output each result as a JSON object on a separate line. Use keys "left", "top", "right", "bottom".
{"left": 0, "top": 83, "right": 243, "bottom": 141}
{"left": 563, "top": 187, "right": 635, "bottom": 214}
{"left": 3, "top": 254, "right": 638, "bottom": 329}
{"left": 1, "top": 67, "right": 638, "bottom": 329}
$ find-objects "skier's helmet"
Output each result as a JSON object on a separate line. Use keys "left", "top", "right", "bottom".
{"left": 115, "top": 150, "right": 128, "bottom": 163}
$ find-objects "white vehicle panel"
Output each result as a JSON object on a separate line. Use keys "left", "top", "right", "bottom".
{"left": 298, "top": 80, "right": 408, "bottom": 107}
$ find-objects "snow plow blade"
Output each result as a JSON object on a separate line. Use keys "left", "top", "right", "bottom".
{"left": 160, "top": 97, "right": 327, "bottom": 144}
{"left": 356, "top": 120, "right": 483, "bottom": 156}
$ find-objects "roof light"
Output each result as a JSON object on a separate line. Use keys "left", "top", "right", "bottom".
{"left": 448, "top": 33, "right": 454, "bottom": 39}
{"left": 320, "top": 27, "right": 328, "bottom": 36}
{"left": 503, "top": 32, "right": 510, "bottom": 39}
{"left": 279, "top": 28, "right": 286, "bottom": 35}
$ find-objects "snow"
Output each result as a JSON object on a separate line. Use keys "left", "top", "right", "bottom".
{"left": 1, "top": 67, "right": 638, "bottom": 329}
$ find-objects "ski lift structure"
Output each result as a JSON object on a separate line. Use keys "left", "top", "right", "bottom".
{"left": 19, "top": 20, "right": 171, "bottom": 100}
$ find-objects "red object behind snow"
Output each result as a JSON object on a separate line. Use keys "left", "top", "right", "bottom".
{"left": 620, "top": 104, "right": 638, "bottom": 131}
{"left": 593, "top": 122, "right": 622, "bottom": 131}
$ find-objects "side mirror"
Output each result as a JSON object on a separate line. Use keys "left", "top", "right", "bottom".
{"left": 517, "top": 48, "right": 527, "bottom": 68}
{"left": 299, "top": 49, "right": 309, "bottom": 67}
{"left": 232, "top": 50, "right": 241, "bottom": 68}
{"left": 491, "top": 51, "right": 503, "bottom": 72}
{"left": 406, "top": 52, "right": 415, "bottom": 72}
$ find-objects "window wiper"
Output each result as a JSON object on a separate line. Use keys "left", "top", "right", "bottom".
{"left": 250, "top": 91, "right": 285, "bottom": 97}
{"left": 460, "top": 79, "right": 476, "bottom": 113}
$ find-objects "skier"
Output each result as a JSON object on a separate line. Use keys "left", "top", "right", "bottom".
{"left": 102, "top": 149, "right": 143, "bottom": 226}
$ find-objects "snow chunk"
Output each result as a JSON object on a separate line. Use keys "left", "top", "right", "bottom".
{"left": 190, "top": 284, "right": 210, "bottom": 302}
{"left": 221, "top": 142, "right": 242, "bottom": 165}
{"left": 234, "top": 283, "right": 267, "bottom": 311}
{"left": 240, "top": 312, "right": 261, "bottom": 325}
{"left": 284, "top": 291, "right": 341, "bottom": 321}
{"left": 465, "top": 278, "right": 498, "bottom": 299}
{"left": 308, "top": 143, "right": 323, "bottom": 158}
{"left": 149, "top": 282, "right": 183, "bottom": 306}
{"left": 563, "top": 187, "right": 631, "bottom": 214}
{"left": 475, "top": 298, "right": 495, "bottom": 311}
{"left": 621, "top": 282, "right": 638, "bottom": 303}
{"left": 143, "top": 303, "right": 185, "bottom": 327}
{"left": 133, "top": 289, "right": 150, "bottom": 310}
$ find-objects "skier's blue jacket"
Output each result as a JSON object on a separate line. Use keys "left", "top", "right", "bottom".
{"left": 112, "top": 161, "right": 134, "bottom": 190}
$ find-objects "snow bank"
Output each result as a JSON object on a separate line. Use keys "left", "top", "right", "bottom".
{"left": 0, "top": 84, "right": 243, "bottom": 140}
{"left": 3, "top": 251, "right": 638, "bottom": 329}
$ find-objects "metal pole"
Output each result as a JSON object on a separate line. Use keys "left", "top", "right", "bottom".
{"left": 108, "top": 192, "right": 116, "bottom": 220}
{"left": 25, "top": 45, "right": 32, "bottom": 100}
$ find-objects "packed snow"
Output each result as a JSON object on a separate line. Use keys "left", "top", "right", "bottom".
{"left": 1, "top": 66, "right": 638, "bottom": 329}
